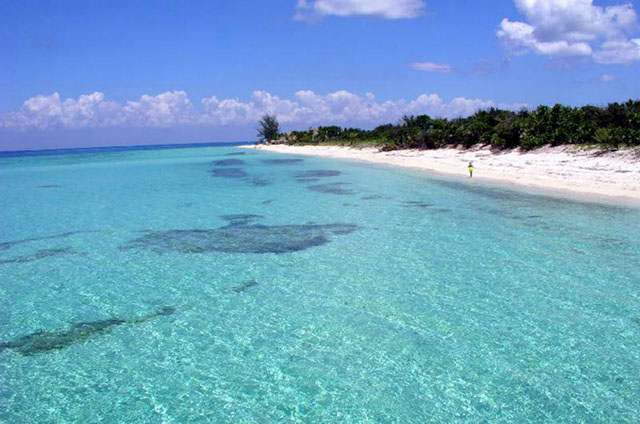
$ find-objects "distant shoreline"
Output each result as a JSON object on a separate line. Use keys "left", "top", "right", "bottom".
{"left": 242, "top": 144, "right": 640, "bottom": 207}
{"left": 0, "top": 141, "right": 252, "bottom": 157}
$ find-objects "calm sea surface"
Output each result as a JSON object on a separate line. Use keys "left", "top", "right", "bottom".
{"left": 1, "top": 144, "right": 639, "bottom": 423}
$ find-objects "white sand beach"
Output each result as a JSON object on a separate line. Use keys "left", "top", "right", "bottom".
{"left": 243, "top": 144, "right": 640, "bottom": 207}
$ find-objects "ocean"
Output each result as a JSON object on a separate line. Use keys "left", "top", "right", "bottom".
{"left": 1, "top": 143, "right": 639, "bottom": 423}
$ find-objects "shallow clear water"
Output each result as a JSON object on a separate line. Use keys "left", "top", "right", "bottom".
{"left": 1, "top": 144, "right": 639, "bottom": 423}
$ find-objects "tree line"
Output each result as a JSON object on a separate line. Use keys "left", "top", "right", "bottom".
{"left": 262, "top": 99, "right": 640, "bottom": 150}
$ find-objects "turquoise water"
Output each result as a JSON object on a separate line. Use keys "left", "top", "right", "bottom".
{"left": 1, "top": 144, "right": 639, "bottom": 423}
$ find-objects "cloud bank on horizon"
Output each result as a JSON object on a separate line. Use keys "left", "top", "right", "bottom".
{"left": 498, "top": 0, "right": 640, "bottom": 64}
{"left": 0, "top": 90, "right": 528, "bottom": 131}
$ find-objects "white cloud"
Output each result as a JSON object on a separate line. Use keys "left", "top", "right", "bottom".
{"left": 599, "top": 72, "right": 616, "bottom": 82}
{"left": 122, "top": 91, "right": 195, "bottom": 127}
{"left": 593, "top": 38, "right": 640, "bottom": 63}
{"left": 498, "top": 19, "right": 593, "bottom": 56}
{"left": 411, "top": 61, "right": 454, "bottom": 73}
{"left": 498, "top": 0, "right": 640, "bottom": 64}
{"left": 0, "top": 90, "right": 526, "bottom": 131}
{"left": 294, "top": 0, "right": 425, "bottom": 21}
{"left": 0, "top": 91, "right": 194, "bottom": 130}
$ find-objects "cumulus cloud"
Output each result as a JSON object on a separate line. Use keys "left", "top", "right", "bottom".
{"left": 594, "top": 37, "right": 640, "bottom": 63}
{"left": 411, "top": 61, "right": 454, "bottom": 73}
{"left": 122, "top": 91, "right": 195, "bottom": 127}
{"left": 0, "top": 90, "right": 526, "bottom": 131}
{"left": 498, "top": 0, "right": 640, "bottom": 64}
{"left": 294, "top": 0, "right": 425, "bottom": 21}
{"left": 0, "top": 91, "right": 194, "bottom": 130}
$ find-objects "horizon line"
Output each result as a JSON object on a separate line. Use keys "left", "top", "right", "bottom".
{"left": 0, "top": 140, "right": 252, "bottom": 157}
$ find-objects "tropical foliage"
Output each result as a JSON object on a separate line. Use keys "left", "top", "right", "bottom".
{"left": 279, "top": 99, "right": 640, "bottom": 150}
{"left": 257, "top": 114, "right": 280, "bottom": 143}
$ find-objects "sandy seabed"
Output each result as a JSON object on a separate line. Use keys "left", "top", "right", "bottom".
{"left": 242, "top": 144, "right": 640, "bottom": 207}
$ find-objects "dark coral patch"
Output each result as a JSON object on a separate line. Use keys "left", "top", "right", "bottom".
{"left": 122, "top": 223, "right": 359, "bottom": 254}
{"left": 0, "top": 247, "right": 74, "bottom": 265}
{"left": 249, "top": 177, "right": 271, "bottom": 187}
{"left": 0, "top": 307, "right": 175, "bottom": 356}
{"left": 210, "top": 168, "right": 248, "bottom": 178}
{"left": 296, "top": 170, "right": 342, "bottom": 178}
{"left": 261, "top": 159, "right": 304, "bottom": 165}
{"left": 402, "top": 201, "right": 434, "bottom": 208}
{"left": 0, "top": 231, "right": 89, "bottom": 253}
{"left": 212, "top": 159, "right": 245, "bottom": 166}
{"left": 307, "top": 183, "right": 355, "bottom": 195}
{"left": 37, "top": 184, "right": 62, "bottom": 189}
{"left": 402, "top": 202, "right": 450, "bottom": 213}
{"left": 220, "top": 214, "right": 264, "bottom": 225}
{"left": 233, "top": 280, "right": 258, "bottom": 293}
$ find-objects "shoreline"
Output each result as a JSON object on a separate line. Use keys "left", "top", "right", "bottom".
{"left": 241, "top": 144, "right": 640, "bottom": 208}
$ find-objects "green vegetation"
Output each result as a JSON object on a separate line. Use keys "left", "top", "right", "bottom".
{"left": 257, "top": 114, "right": 280, "bottom": 143}
{"left": 276, "top": 99, "right": 640, "bottom": 150}
{"left": 283, "top": 126, "right": 386, "bottom": 147}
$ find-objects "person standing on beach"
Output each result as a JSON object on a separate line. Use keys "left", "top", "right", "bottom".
{"left": 468, "top": 161, "right": 474, "bottom": 178}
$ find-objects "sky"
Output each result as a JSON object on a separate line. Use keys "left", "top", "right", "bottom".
{"left": 1, "top": 0, "right": 639, "bottom": 151}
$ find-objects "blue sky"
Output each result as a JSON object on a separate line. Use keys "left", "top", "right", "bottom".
{"left": 1, "top": 0, "right": 639, "bottom": 150}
